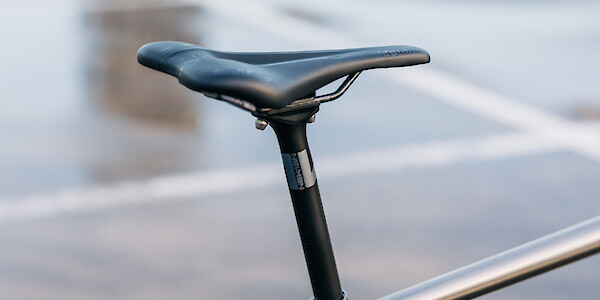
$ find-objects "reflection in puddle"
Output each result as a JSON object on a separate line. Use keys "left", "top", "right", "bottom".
{"left": 83, "top": 1, "right": 203, "bottom": 130}
{"left": 76, "top": 1, "right": 212, "bottom": 182}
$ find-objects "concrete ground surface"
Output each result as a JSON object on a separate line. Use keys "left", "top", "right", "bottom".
{"left": 1, "top": 0, "right": 599, "bottom": 299}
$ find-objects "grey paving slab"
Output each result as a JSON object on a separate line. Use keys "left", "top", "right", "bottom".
{"left": 0, "top": 152, "right": 599, "bottom": 299}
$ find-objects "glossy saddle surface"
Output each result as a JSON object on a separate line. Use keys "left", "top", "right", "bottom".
{"left": 137, "top": 41, "right": 430, "bottom": 109}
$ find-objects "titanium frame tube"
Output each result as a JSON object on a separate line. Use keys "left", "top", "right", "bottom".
{"left": 379, "top": 215, "right": 600, "bottom": 300}
{"left": 270, "top": 119, "right": 344, "bottom": 300}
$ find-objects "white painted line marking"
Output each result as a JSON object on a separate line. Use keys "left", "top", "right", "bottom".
{"left": 389, "top": 68, "right": 600, "bottom": 161}
{"left": 193, "top": 0, "right": 358, "bottom": 49}
{"left": 0, "top": 132, "right": 561, "bottom": 222}
{"left": 318, "top": 132, "right": 560, "bottom": 178}
{"left": 0, "top": 165, "right": 283, "bottom": 222}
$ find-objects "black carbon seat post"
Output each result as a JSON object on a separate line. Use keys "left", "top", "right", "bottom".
{"left": 259, "top": 106, "right": 344, "bottom": 300}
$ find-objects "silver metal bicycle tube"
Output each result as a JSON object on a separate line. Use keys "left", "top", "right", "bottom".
{"left": 378, "top": 215, "right": 600, "bottom": 300}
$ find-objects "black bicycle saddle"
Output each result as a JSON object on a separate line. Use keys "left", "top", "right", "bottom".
{"left": 137, "top": 41, "right": 430, "bottom": 109}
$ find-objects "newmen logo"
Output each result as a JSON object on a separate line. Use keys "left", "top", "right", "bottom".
{"left": 290, "top": 153, "right": 305, "bottom": 189}
{"left": 282, "top": 149, "right": 316, "bottom": 190}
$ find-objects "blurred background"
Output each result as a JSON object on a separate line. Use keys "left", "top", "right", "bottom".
{"left": 1, "top": 0, "right": 599, "bottom": 299}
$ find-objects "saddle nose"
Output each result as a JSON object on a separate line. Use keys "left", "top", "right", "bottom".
{"left": 137, "top": 41, "right": 198, "bottom": 76}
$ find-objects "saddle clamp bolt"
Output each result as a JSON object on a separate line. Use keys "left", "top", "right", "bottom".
{"left": 255, "top": 118, "right": 269, "bottom": 130}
